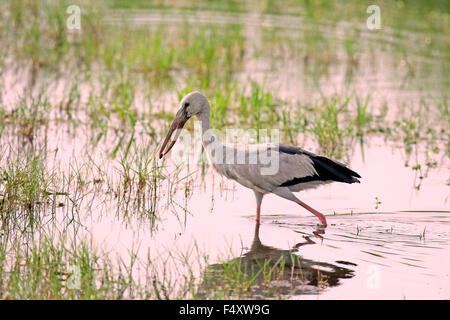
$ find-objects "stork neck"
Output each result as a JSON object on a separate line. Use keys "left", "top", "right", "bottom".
{"left": 199, "top": 111, "right": 210, "bottom": 134}
{"left": 198, "top": 110, "right": 215, "bottom": 147}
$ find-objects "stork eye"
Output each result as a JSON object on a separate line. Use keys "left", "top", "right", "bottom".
{"left": 184, "top": 102, "right": 190, "bottom": 108}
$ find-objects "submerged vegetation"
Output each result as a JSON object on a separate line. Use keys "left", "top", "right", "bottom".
{"left": 0, "top": 0, "right": 448, "bottom": 299}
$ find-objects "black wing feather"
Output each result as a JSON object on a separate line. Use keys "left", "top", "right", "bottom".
{"left": 277, "top": 145, "right": 361, "bottom": 187}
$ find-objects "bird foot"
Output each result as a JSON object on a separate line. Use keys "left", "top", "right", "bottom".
{"left": 317, "top": 216, "right": 327, "bottom": 228}
{"left": 313, "top": 224, "right": 326, "bottom": 239}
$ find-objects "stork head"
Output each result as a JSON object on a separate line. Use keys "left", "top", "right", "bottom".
{"left": 159, "top": 91, "right": 209, "bottom": 159}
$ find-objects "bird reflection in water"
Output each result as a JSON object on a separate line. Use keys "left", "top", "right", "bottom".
{"left": 200, "top": 223, "right": 355, "bottom": 298}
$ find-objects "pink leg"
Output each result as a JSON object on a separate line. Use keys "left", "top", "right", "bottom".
{"left": 254, "top": 204, "right": 261, "bottom": 238}
{"left": 296, "top": 199, "right": 327, "bottom": 227}
{"left": 253, "top": 191, "right": 263, "bottom": 238}
{"left": 256, "top": 203, "right": 261, "bottom": 224}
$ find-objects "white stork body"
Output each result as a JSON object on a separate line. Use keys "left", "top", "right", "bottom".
{"left": 159, "top": 92, "right": 361, "bottom": 227}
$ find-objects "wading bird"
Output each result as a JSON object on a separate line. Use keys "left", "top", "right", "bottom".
{"left": 159, "top": 92, "right": 361, "bottom": 227}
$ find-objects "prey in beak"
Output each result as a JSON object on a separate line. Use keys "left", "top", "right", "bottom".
{"left": 159, "top": 107, "right": 190, "bottom": 159}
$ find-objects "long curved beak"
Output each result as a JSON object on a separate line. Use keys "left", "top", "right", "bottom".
{"left": 159, "top": 110, "right": 189, "bottom": 159}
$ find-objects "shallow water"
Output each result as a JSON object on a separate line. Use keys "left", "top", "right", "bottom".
{"left": 255, "top": 211, "right": 450, "bottom": 299}
{"left": 73, "top": 134, "right": 449, "bottom": 298}
{"left": 160, "top": 136, "right": 450, "bottom": 299}
{"left": 1, "top": 6, "right": 449, "bottom": 299}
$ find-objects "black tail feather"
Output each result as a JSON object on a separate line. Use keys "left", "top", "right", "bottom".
{"left": 277, "top": 145, "right": 361, "bottom": 185}
{"left": 312, "top": 156, "right": 361, "bottom": 184}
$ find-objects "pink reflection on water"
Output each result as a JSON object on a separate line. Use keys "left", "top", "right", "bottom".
{"left": 80, "top": 131, "right": 450, "bottom": 298}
